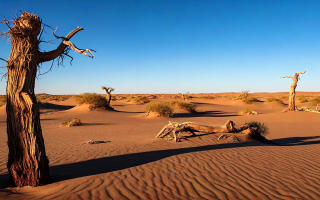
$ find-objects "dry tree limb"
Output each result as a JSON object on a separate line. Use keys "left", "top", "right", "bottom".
{"left": 280, "top": 70, "right": 307, "bottom": 111}
{"left": 156, "top": 120, "right": 275, "bottom": 144}
{"left": 38, "top": 26, "right": 95, "bottom": 63}
{"left": 156, "top": 120, "right": 237, "bottom": 142}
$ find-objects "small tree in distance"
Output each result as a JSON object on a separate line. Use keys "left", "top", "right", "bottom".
{"left": 281, "top": 70, "right": 307, "bottom": 111}
{"left": 101, "top": 86, "right": 114, "bottom": 107}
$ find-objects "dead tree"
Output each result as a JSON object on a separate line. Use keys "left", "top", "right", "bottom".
{"left": 156, "top": 120, "right": 274, "bottom": 144}
{"left": 179, "top": 91, "right": 189, "bottom": 101}
{"left": 281, "top": 70, "right": 306, "bottom": 111}
{"left": 101, "top": 86, "right": 114, "bottom": 107}
{"left": 0, "top": 12, "right": 94, "bottom": 187}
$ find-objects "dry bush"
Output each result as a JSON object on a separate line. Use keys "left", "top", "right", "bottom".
{"left": 243, "top": 96, "right": 259, "bottom": 104}
{"left": 76, "top": 93, "right": 109, "bottom": 110}
{"left": 267, "top": 97, "right": 285, "bottom": 105}
{"left": 171, "top": 101, "right": 197, "bottom": 113}
{"left": 298, "top": 96, "right": 308, "bottom": 103}
{"left": 239, "top": 90, "right": 250, "bottom": 100}
{"left": 145, "top": 102, "right": 174, "bottom": 117}
{"left": 238, "top": 108, "right": 252, "bottom": 115}
{"left": 0, "top": 96, "right": 6, "bottom": 107}
{"left": 310, "top": 96, "right": 320, "bottom": 106}
{"left": 246, "top": 121, "right": 269, "bottom": 136}
{"left": 133, "top": 96, "right": 150, "bottom": 104}
{"left": 61, "top": 118, "right": 82, "bottom": 127}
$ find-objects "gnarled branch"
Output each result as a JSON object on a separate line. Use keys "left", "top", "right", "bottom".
{"left": 38, "top": 27, "right": 95, "bottom": 63}
{"left": 280, "top": 75, "right": 293, "bottom": 79}
{"left": 296, "top": 69, "right": 307, "bottom": 76}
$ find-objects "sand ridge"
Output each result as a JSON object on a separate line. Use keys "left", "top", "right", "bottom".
{"left": 0, "top": 96, "right": 319, "bottom": 199}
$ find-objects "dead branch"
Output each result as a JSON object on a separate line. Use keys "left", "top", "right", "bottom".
{"left": 156, "top": 120, "right": 236, "bottom": 142}
{"left": 280, "top": 75, "right": 293, "bottom": 79}
{"left": 156, "top": 120, "right": 275, "bottom": 144}
{"left": 38, "top": 26, "right": 95, "bottom": 63}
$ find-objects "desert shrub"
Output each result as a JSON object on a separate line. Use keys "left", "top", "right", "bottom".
{"left": 133, "top": 96, "right": 150, "bottom": 104}
{"left": 247, "top": 121, "right": 269, "bottom": 136}
{"left": 243, "top": 97, "right": 259, "bottom": 104}
{"left": 238, "top": 108, "right": 251, "bottom": 115}
{"left": 298, "top": 96, "right": 308, "bottom": 103}
{"left": 0, "top": 96, "right": 6, "bottom": 107}
{"left": 310, "top": 96, "right": 320, "bottom": 106}
{"left": 267, "top": 97, "right": 285, "bottom": 105}
{"left": 76, "top": 93, "right": 108, "bottom": 109}
{"left": 239, "top": 90, "right": 250, "bottom": 100}
{"left": 61, "top": 118, "right": 82, "bottom": 127}
{"left": 171, "top": 101, "right": 197, "bottom": 113}
{"left": 145, "top": 102, "right": 174, "bottom": 117}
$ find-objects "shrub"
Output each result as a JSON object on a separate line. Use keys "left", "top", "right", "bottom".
{"left": 0, "top": 96, "right": 6, "bottom": 107}
{"left": 310, "top": 96, "right": 320, "bottom": 106}
{"left": 145, "top": 102, "right": 174, "bottom": 117}
{"left": 239, "top": 90, "right": 250, "bottom": 100}
{"left": 298, "top": 96, "right": 308, "bottom": 103}
{"left": 267, "top": 97, "right": 285, "bottom": 105}
{"left": 76, "top": 93, "right": 108, "bottom": 110}
{"left": 61, "top": 118, "right": 82, "bottom": 127}
{"left": 238, "top": 108, "right": 251, "bottom": 115}
{"left": 243, "top": 97, "right": 259, "bottom": 104}
{"left": 247, "top": 121, "right": 269, "bottom": 136}
{"left": 171, "top": 101, "right": 197, "bottom": 113}
{"left": 133, "top": 96, "right": 150, "bottom": 104}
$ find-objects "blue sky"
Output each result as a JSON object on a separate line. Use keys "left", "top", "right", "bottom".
{"left": 0, "top": 0, "right": 319, "bottom": 94}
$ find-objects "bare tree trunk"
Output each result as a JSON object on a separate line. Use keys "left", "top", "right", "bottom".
{"left": 106, "top": 92, "right": 111, "bottom": 107}
{"left": 288, "top": 81, "right": 297, "bottom": 111}
{"left": 6, "top": 13, "right": 49, "bottom": 187}
{"left": 281, "top": 70, "right": 306, "bottom": 111}
{"left": 2, "top": 12, "right": 94, "bottom": 187}
{"left": 101, "top": 87, "right": 114, "bottom": 107}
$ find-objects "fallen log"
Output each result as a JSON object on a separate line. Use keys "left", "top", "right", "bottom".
{"left": 156, "top": 120, "right": 276, "bottom": 144}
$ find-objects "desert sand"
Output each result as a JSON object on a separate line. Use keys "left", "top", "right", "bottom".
{"left": 0, "top": 94, "right": 320, "bottom": 199}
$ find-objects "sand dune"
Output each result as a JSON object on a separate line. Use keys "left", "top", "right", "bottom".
{"left": 0, "top": 96, "right": 319, "bottom": 199}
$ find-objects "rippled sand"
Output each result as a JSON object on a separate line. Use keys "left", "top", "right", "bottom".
{"left": 0, "top": 97, "right": 319, "bottom": 199}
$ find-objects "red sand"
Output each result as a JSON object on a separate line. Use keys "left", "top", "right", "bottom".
{"left": 0, "top": 96, "right": 319, "bottom": 199}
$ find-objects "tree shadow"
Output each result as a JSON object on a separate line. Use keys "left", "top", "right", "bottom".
{"left": 272, "top": 136, "right": 320, "bottom": 146}
{"left": 0, "top": 135, "right": 319, "bottom": 189}
{"left": 81, "top": 123, "right": 116, "bottom": 126}
{"left": 39, "top": 103, "right": 75, "bottom": 111}
{"left": 174, "top": 111, "right": 238, "bottom": 118}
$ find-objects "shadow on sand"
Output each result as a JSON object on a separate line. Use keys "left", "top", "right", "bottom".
{"left": 174, "top": 111, "right": 238, "bottom": 118}
{"left": 39, "top": 103, "right": 75, "bottom": 111}
{"left": 0, "top": 136, "right": 320, "bottom": 189}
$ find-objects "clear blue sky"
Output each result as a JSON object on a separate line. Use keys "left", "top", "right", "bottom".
{"left": 0, "top": 0, "right": 319, "bottom": 94}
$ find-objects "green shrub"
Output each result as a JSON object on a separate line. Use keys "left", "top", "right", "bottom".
{"left": 243, "top": 97, "right": 259, "bottom": 104}
{"left": 238, "top": 108, "right": 251, "bottom": 115}
{"left": 171, "top": 101, "right": 197, "bottom": 113}
{"left": 145, "top": 102, "right": 174, "bottom": 117}
{"left": 247, "top": 121, "right": 269, "bottom": 136}
{"left": 76, "top": 93, "right": 108, "bottom": 110}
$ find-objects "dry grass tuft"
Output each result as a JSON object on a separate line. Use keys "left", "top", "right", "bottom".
{"left": 171, "top": 101, "right": 197, "bottom": 113}
{"left": 61, "top": 118, "right": 82, "bottom": 127}
{"left": 145, "top": 102, "right": 174, "bottom": 117}
{"left": 76, "top": 93, "right": 109, "bottom": 110}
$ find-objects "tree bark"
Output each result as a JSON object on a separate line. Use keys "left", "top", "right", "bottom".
{"left": 288, "top": 79, "right": 297, "bottom": 111}
{"left": 3, "top": 12, "right": 94, "bottom": 187}
{"left": 6, "top": 12, "right": 49, "bottom": 187}
{"left": 281, "top": 70, "right": 306, "bottom": 111}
